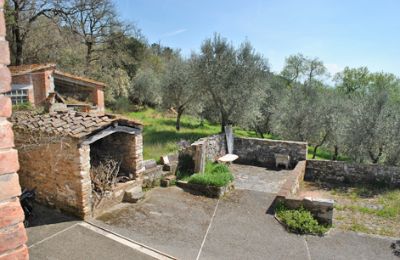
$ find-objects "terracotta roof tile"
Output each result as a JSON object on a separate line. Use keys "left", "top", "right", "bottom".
{"left": 11, "top": 110, "right": 143, "bottom": 139}
{"left": 9, "top": 63, "right": 56, "bottom": 75}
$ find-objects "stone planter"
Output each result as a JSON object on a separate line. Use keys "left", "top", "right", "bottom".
{"left": 176, "top": 180, "right": 234, "bottom": 198}
{"left": 274, "top": 213, "right": 331, "bottom": 236}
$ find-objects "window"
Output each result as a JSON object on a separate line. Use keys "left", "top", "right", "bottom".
{"left": 5, "top": 89, "right": 29, "bottom": 104}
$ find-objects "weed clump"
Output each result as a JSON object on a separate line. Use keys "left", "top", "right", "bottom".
{"left": 275, "top": 203, "right": 330, "bottom": 235}
{"left": 187, "top": 162, "right": 233, "bottom": 187}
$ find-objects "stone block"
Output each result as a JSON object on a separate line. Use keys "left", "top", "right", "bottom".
{"left": 0, "top": 173, "right": 21, "bottom": 201}
{"left": 0, "top": 120, "right": 13, "bottom": 149}
{"left": 144, "top": 159, "right": 157, "bottom": 170}
{"left": 0, "top": 41, "right": 10, "bottom": 65}
{"left": 0, "top": 244, "right": 29, "bottom": 260}
{"left": 0, "top": 96, "right": 11, "bottom": 117}
{"left": 0, "top": 11, "right": 5, "bottom": 37}
{"left": 0, "top": 223, "right": 27, "bottom": 254}
{"left": 123, "top": 186, "right": 144, "bottom": 203}
{"left": 0, "top": 66, "right": 11, "bottom": 93}
{"left": 0, "top": 198, "right": 24, "bottom": 227}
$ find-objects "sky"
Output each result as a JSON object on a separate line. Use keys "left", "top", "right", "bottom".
{"left": 114, "top": 0, "right": 400, "bottom": 77}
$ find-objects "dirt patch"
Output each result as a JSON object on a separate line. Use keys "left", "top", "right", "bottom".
{"left": 300, "top": 182, "right": 400, "bottom": 237}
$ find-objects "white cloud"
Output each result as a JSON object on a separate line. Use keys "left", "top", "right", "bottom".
{"left": 161, "top": 29, "right": 187, "bottom": 38}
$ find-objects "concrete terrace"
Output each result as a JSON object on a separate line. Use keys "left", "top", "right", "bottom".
{"left": 26, "top": 164, "right": 399, "bottom": 260}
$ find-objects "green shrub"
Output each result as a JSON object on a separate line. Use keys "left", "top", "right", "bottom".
{"left": 276, "top": 203, "right": 329, "bottom": 235}
{"left": 13, "top": 102, "right": 33, "bottom": 111}
{"left": 188, "top": 162, "right": 234, "bottom": 187}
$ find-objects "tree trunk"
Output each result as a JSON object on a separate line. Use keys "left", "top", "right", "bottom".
{"left": 12, "top": 2, "right": 23, "bottom": 65}
{"left": 176, "top": 106, "right": 184, "bottom": 131}
{"left": 312, "top": 145, "right": 319, "bottom": 159}
{"left": 332, "top": 145, "right": 339, "bottom": 161}
{"left": 369, "top": 146, "right": 383, "bottom": 164}
{"left": 312, "top": 131, "right": 329, "bottom": 159}
{"left": 85, "top": 41, "right": 93, "bottom": 74}
{"left": 220, "top": 112, "right": 228, "bottom": 133}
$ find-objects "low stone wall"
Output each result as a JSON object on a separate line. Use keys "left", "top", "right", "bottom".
{"left": 275, "top": 161, "right": 334, "bottom": 225}
{"left": 276, "top": 196, "right": 334, "bottom": 225}
{"left": 176, "top": 180, "right": 234, "bottom": 198}
{"left": 306, "top": 160, "right": 400, "bottom": 188}
{"left": 92, "top": 180, "right": 141, "bottom": 217}
{"left": 277, "top": 161, "right": 306, "bottom": 198}
{"left": 234, "top": 137, "right": 307, "bottom": 168}
{"left": 180, "top": 134, "right": 227, "bottom": 173}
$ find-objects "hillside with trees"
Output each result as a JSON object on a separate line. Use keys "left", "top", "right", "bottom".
{"left": 5, "top": 0, "right": 400, "bottom": 166}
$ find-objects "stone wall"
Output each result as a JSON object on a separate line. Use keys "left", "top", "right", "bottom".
{"left": 90, "top": 132, "right": 144, "bottom": 177}
{"left": 306, "top": 159, "right": 400, "bottom": 188}
{"left": 14, "top": 130, "right": 90, "bottom": 218}
{"left": 277, "top": 161, "right": 306, "bottom": 198}
{"left": 0, "top": 1, "right": 29, "bottom": 258}
{"left": 234, "top": 137, "right": 307, "bottom": 168}
{"left": 182, "top": 134, "right": 227, "bottom": 173}
{"left": 275, "top": 161, "right": 334, "bottom": 225}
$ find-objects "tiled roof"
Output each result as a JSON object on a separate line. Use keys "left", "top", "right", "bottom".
{"left": 11, "top": 110, "right": 142, "bottom": 139}
{"left": 54, "top": 70, "right": 106, "bottom": 87}
{"left": 9, "top": 63, "right": 56, "bottom": 75}
{"left": 9, "top": 64, "right": 105, "bottom": 87}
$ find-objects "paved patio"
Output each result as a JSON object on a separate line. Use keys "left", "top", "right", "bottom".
{"left": 26, "top": 164, "right": 399, "bottom": 259}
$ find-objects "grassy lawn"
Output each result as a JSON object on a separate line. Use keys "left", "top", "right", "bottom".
{"left": 307, "top": 146, "right": 349, "bottom": 161}
{"left": 124, "top": 108, "right": 344, "bottom": 162}
{"left": 302, "top": 182, "right": 400, "bottom": 237}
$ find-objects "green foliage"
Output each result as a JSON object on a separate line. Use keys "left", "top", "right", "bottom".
{"left": 188, "top": 162, "right": 234, "bottom": 187}
{"left": 275, "top": 203, "right": 330, "bottom": 235}
{"left": 12, "top": 102, "right": 33, "bottom": 111}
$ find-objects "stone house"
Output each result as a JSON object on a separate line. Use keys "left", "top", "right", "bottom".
{"left": 5, "top": 63, "right": 105, "bottom": 112}
{"left": 11, "top": 110, "right": 145, "bottom": 218}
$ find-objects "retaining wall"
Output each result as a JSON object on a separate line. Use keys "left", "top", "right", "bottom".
{"left": 306, "top": 160, "right": 400, "bottom": 188}
{"left": 275, "top": 161, "right": 334, "bottom": 225}
{"left": 234, "top": 137, "right": 307, "bottom": 168}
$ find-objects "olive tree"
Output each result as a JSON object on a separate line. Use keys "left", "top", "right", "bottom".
{"left": 161, "top": 55, "right": 197, "bottom": 131}
{"left": 335, "top": 68, "right": 400, "bottom": 163}
{"left": 194, "top": 34, "right": 269, "bottom": 132}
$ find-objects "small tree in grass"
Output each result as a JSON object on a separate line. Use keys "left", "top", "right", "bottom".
{"left": 161, "top": 54, "right": 197, "bottom": 131}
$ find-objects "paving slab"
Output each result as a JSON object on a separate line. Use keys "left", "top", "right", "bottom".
{"left": 231, "top": 164, "right": 291, "bottom": 193}
{"left": 199, "top": 189, "right": 310, "bottom": 260}
{"left": 93, "top": 186, "right": 218, "bottom": 260}
{"left": 26, "top": 203, "right": 80, "bottom": 246}
{"left": 306, "top": 230, "right": 399, "bottom": 260}
{"left": 29, "top": 224, "right": 157, "bottom": 260}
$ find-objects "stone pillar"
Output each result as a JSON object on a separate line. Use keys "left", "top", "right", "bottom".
{"left": 133, "top": 134, "right": 145, "bottom": 175}
{"left": 78, "top": 144, "right": 92, "bottom": 218}
{"left": 193, "top": 141, "right": 205, "bottom": 173}
{"left": 92, "top": 87, "right": 105, "bottom": 113}
{"left": 0, "top": 1, "right": 29, "bottom": 258}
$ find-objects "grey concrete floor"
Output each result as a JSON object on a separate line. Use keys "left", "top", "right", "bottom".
{"left": 93, "top": 186, "right": 399, "bottom": 260}
{"left": 26, "top": 204, "right": 172, "bottom": 259}
{"left": 231, "top": 164, "right": 291, "bottom": 193}
{"left": 26, "top": 164, "right": 400, "bottom": 260}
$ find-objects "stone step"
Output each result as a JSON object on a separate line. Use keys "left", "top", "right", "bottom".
{"left": 123, "top": 186, "right": 145, "bottom": 203}
{"left": 160, "top": 175, "right": 177, "bottom": 187}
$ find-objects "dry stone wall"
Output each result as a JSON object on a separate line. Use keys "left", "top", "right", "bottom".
{"left": 234, "top": 137, "right": 307, "bottom": 168}
{"left": 14, "top": 130, "right": 90, "bottom": 218}
{"left": 306, "top": 160, "right": 400, "bottom": 188}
